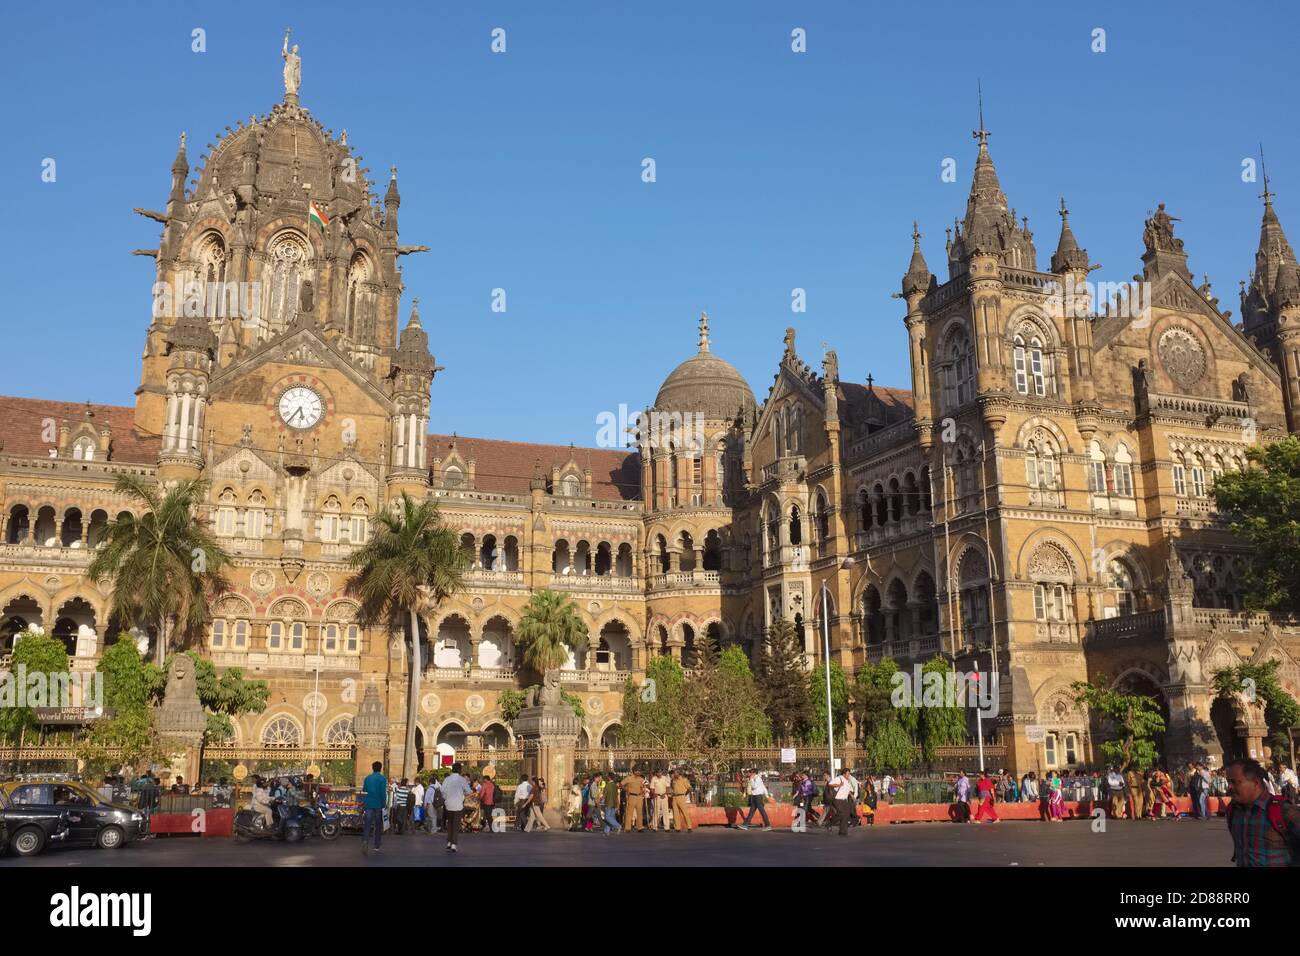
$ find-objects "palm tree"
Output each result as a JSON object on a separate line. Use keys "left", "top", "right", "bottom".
{"left": 515, "top": 589, "right": 589, "bottom": 682}
{"left": 86, "top": 475, "right": 231, "bottom": 667}
{"left": 346, "top": 493, "right": 464, "bottom": 780}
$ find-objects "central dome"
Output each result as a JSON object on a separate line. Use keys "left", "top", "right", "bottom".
{"left": 653, "top": 313, "right": 756, "bottom": 421}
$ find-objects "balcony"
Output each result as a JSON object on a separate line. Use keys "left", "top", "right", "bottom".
{"left": 428, "top": 665, "right": 518, "bottom": 683}
{"left": 549, "top": 573, "right": 639, "bottom": 593}
{"left": 0, "top": 542, "right": 94, "bottom": 567}
{"left": 647, "top": 570, "right": 720, "bottom": 591}
{"left": 466, "top": 568, "right": 526, "bottom": 587}
{"left": 761, "top": 456, "right": 806, "bottom": 483}
{"left": 1087, "top": 609, "right": 1166, "bottom": 643}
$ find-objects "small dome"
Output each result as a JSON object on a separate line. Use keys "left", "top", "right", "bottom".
{"left": 654, "top": 313, "right": 755, "bottom": 420}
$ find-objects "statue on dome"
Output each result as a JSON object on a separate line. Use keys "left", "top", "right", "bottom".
{"left": 282, "top": 29, "right": 301, "bottom": 97}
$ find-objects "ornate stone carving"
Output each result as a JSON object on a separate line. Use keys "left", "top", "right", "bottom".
{"left": 155, "top": 654, "right": 206, "bottom": 738}
{"left": 1158, "top": 327, "right": 1206, "bottom": 390}
{"left": 303, "top": 691, "right": 327, "bottom": 717}
{"left": 1028, "top": 543, "right": 1072, "bottom": 580}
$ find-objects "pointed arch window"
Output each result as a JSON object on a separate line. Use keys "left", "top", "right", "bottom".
{"left": 1113, "top": 444, "right": 1134, "bottom": 497}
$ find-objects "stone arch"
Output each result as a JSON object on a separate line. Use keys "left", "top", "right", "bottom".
{"left": 478, "top": 719, "right": 515, "bottom": 748}
{"left": 597, "top": 717, "right": 624, "bottom": 748}
{"left": 1004, "top": 306, "right": 1060, "bottom": 349}
{"left": 1013, "top": 417, "right": 1073, "bottom": 455}
{"left": 1016, "top": 531, "right": 1083, "bottom": 583}
{"left": 256, "top": 710, "right": 306, "bottom": 746}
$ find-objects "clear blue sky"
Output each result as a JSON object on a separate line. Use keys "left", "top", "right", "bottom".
{"left": 3, "top": 1, "right": 1297, "bottom": 447}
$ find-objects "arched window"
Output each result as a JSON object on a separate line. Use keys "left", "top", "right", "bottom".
{"left": 1107, "top": 559, "right": 1136, "bottom": 617}
{"left": 320, "top": 496, "right": 341, "bottom": 543}
{"left": 245, "top": 491, "right": 267, "bottom": 539}
{"left": 262, "top": 233, "right": 311, "bottom": 334}
{"left": 788, "top": 506, "right": 802, "bottom": 547}
{"left": 349, "top": 500, "right": 368, "bottom": 543}
{"left": 443, "top": 465, "right": 463, "bottom": 488}
{"left": 216, "top": 488, "right": 237, "bottom": 537}
{"left": 1191, "top": 455, "right": 1206, "bottom": 498}
{"left": 1113, "top": 443, "right": 1134, "bottom": 497}
{"left": 1033, "top": 583, "right": 1068, "bottom": 621}
{"left": 72, "top": 437, "right": 96, "bottom": 461}
{"left": 562, "top": 474, "right": 580, "bottom": 498}
{"left": 1087, "top": 440, "right": 1107, "bottom": 493}
{"left": 261, "top": 716, "right": 302, "bottom": 747}
{"left": 1172, "top": 454, "right": 1187, "bottom": 496}
{"left": 943, "top": 328, "right": 976, "bottom": 408}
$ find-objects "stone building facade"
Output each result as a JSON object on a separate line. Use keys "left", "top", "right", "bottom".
{"left": 1, "top": 61, "right": 1298, "bottom": 778}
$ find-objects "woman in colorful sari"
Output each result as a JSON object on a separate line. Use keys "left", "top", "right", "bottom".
{"left": 1151, "top": 767, "right": 1176, "bottom": 818}
{"left": 1048, "top": 771, "right": 1065, "bottom": 821}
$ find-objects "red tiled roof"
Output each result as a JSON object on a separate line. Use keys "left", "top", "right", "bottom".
{"left": 427, "top": 433, "right": 641, "bottom": 502}
{"left": 0, "top": 396, "right": 160, "bottom": 464}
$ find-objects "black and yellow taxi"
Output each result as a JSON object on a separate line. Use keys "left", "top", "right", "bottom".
{"left": 0, "top": 778, "right": 147, "bottom": 857}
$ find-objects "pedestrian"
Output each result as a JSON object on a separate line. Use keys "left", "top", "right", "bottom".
{"left": 514, "top": 774, "right": 533, "bottom": 831}
{"left": 529, "top": 777, "right": 551, "bottom": 831}
{"left": 670, "top": 769, "right": 693, "bottom": 832}
{"left": 479, "top": 771, "right": 498, "bottom": 833}
{"left": 1225, "top": 758, "right": 1300, "bottom": 866}
{"left": 650, "top": 768, "right": 671, "bottom": 831}
{"left": 360, "top": 761, "right": 387, "bottom": 855}
{"left": 1278, "top": 762, "right": 1299, "bottom": 804}
{"left": 411, "top": 778, "right": 425, "bottom": 830}
{"left": 954, "top": 770, "right": 972, "bottom": 823}
{"left": 1020, "top": 771, "right": 1037, "bottom": 804}
{"left": 1047, "top": 770, "right": 1064, "bottom": 821}
{"left": 1150, "top": 767, "right": 1175, "bottom": 819}
{"left": 423, "top": 775, "right": 440, "bottom": 834}
{"left": 622, "top": 766, "right": 645, "bottom": 832}
{"left": 440, "top": 763, "right": 473, "bottom": 853}
{"left": 1188, "top": 762, "right": 1208, "bottom": 820}
{"left": 739, "top": 769, "right": 773, "bottom": 830}
{"left": 828, "top": 767, "right": 859, "bottom": 836}
{"left": 1106, "top": 767, "right": 1126, "bottom": 819}
{"left": 602, "top": 772, "right": 622, "bottom": 834}
{"left": 974, "top": 770, "right": 999, "bottom": 823}
{"left": 391, "top": 778, "right": 411, "bottom": 834}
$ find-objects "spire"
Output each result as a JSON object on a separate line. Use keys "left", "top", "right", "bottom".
{"left": 1051, "top": 196, "right": 1089, "bottom": 272}
{"left": 956, "top": 87, "right": 1031, "bottom": 265}
{"left": 384, "top": 165, "right": 400, "bottom": 233}
{"left": 169, "top": 132, "right": 189, "bottom": 204}
{"left": 697, "top": 310, "right": 710, "bottom": 353}
{"left": 902, "top": 221, "right": 932, "bottom": 295}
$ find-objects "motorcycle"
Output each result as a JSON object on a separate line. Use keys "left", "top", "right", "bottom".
{"left": 234, "top": 797, "right": 342, "bottom": 843}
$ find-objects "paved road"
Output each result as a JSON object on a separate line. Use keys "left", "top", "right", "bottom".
{"left": 2, "top": 817, "right": 1231, "bottom": 867}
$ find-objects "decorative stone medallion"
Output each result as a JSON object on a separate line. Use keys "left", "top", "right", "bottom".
{"left": 421, "top": 692, "right": 441, "bottom": 714}
{"left": 306, "top": 571, "right": 331, "bottom": 596}
{"left": 465, "top": 694, "right": 485, "bottom": 715}
{"left": 43, "top": 575, "right": 61, "bottom": 590}
{"left": 303, "top": 692, "right": 327, "bottom": 717}
{"left": 587, "top": 696, "right": 604, "bottom": 715}
{"left": 250, "top": 569, "right": 275, "bottom": 594}
{"left": 1158, "top": 327, "right": 1206, "bottom": 390}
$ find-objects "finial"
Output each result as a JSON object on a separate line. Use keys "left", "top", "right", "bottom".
{"left": 698, "top": 311, "right": 710, "bottom": 353}
{"left": 340, "top": 129, "right": 348, "bottom": 145}
{"left": 972, "top": 80, "right": 989, "bottom": 147}
{"left": 1059, "top": 196, "right": 1068, "bottom": 220}
{"left": 390, "top": 165, "right": 398, "bottom": 181}
{"left": 1260, "top": 143, "right": 1274, "bottom": 207}
{"left": 179, "top": 132, "right": 187, "bottom": 150}
{"left": 866, "top": 373, "right": 875, "bottom": 390}
{"left": 911, "top": 221, "right": 921, "bottom": 246}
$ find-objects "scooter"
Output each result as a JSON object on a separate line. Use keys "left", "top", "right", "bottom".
{"left": 234, "top": 799, "right": 307, "bottom": 843}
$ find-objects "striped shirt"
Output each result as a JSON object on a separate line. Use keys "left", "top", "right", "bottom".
{"left": 392, "top": 783, "right": 410, "bottom": 808}
{"left": 1228, "top": 796, "right": 1300, "bottom": 867}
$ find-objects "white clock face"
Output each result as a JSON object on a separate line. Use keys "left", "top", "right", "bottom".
{"left": 278, "top": 386, "right": 323, "bottom": 430}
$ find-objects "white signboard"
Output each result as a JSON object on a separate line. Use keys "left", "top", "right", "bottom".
{"left": 780, "top": 747, "right": 796, "bottom": 764}
{"left": 1025, "top": 724, "right": 1046, "bottom": 744}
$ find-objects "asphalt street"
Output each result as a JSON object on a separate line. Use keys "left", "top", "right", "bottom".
{"left": 1, "top": 817, "right": 1232, "bottom": 867}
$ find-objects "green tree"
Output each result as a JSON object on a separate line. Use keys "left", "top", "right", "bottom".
{"left": 808, "top": 659, "right": 850, "bottom": 745}
{"left": 86, "top": 475, "right": 232, "bottom": 667}
{"left": 916, "top": 657, "right": 971, "bottom": 761}
{"left": 0, "top": 630, "right": 70, "bottom": 746}
{"left": 683, "top": 632, "right": 770, "bottom": 772}
{"left": 852, "top": 658, "right": 918, "bottom": 769}
{"left": 77, "top": 637, "right": 165, "bottom": 776}
{"left": 346, "top": 493, "right": 464, "bottom": 779}
{"left": 498, "top": 688, "right": 526, "bottom": 724}
{"left": 514, "top": 589, "right": 588, "bottom": 677}
{"left": 757, "top": 618, "right": 811, "bottom": 745}
{"left": 1070, "top": 676, "right": 1166, "bottom": 771}
{"left": 1212, "top": 660, "right": 1300, "bottom": 758}
{"left": 621, "top": 656, "right": 690, "bottom": 752}
{"left": 1211, "top": 436, "right": 1300, "bottom": 612}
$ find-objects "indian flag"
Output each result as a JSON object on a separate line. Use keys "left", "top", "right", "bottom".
{"left": 308, "top": 199, "right": 329, "bottom": 230}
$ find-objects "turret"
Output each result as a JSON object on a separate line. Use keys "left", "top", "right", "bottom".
{"left": 1052, "top": 198, "right": 1096, "bottom": 403}
{"left": 387, "top": 299, "right": 438, "bottom": 491}
{"left": 901, "top": 223, "right": 935, "bottom": 427}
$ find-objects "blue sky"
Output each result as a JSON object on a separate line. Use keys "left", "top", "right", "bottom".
{"left": 3, "top": 1, "right": 1297, "bottom": 447}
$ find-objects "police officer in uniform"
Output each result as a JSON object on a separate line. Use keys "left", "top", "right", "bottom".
{"left": 622, "top": 766, "right": 645, "bottom": 832}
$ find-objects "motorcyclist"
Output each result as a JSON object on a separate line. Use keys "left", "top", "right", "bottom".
{"left": 250, "top": 776, "right": 276, "bottom": 831}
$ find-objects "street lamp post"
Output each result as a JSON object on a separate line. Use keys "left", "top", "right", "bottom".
{"left": 821, "top": 557, "right": 856, "bottom": 779}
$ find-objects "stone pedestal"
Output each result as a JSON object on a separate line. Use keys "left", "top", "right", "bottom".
{"left": 353, "top": 683, "right": 390, "bottom": 786}
{"left": 154, "top": 655, "right": 207, "bottom": 784}
{"left": 513, "top": 686, "right": 582, "bottom": 829}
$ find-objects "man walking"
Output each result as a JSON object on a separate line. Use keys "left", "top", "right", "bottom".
{"left": 670, "top": 770, "right": 693, "bottom": 832}
{"left": 1225, "top": 758, "right": 1300, "bottom": 866}
{"left": 738, "top": 770, "right": 772, "bottom": 830}
{"left": 829, "top": 767, "right": 859, "bottom": 836}
{"left": 1125, "top": 766, "right": 1146, "bottom": 820}
{"left": 391, "top": 778, "right": 411, "bottom": 834}
{"left": 361, "top": 761, "right": 387, "bottom": 855}
{"left": 479, "top": 772, "right": 498, "bottom": 833}
{"left": 423, "top": 775, "right": 441, "bottom": 834}
{"left": 440, "top": 763, "right": 473, "bottom": 853}
{"left": 603, "top": 773, "right": 622, "bottom": 833}
{"left": 514, "top": 774, "right": 533, "bottom": 831}
{"left": 1106, "top": 767, "right": 1127, "bottom": 819}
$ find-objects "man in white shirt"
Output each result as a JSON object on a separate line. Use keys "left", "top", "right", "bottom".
{"left": 829, "top": 769, "right": 859, "bottom": 836}
{"left": 423, "top": 777, "right": 440, "bottom": 834}
{"left": 514, "top": 775, "right": 534, "bottom": 831}
{"left": 738, "top": 770, "right": 772, "bottom": 830}
{"left": 440, "top": 763, "right": 473, "bottom": 853}
{"left": 411, "top": 780, "right": 426, "bottom": 831}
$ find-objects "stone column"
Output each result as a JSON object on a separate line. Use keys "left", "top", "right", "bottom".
{"left": 513, "top": 678, "right": 583, "bottom": 829}
{"left": 154, "top": 655, "right": 207, "bottom": 787}
{"left": 353, "top": 683, "right": 390, "bottom": 787}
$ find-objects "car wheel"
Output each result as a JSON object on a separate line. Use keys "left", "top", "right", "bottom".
{"left": 11, "top": 827, "right": 46, "bottom": 857}
{"left": 96, "top": 826, "right": 125, "bottom": 850}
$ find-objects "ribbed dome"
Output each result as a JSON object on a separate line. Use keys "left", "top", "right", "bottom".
{"left": 653, "top": 313, "right": 756, "bottom": 421}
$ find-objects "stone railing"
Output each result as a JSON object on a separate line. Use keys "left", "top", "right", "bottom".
{"left": 560, "top": 668, "right": 631, "bottom": 687}
{"left": 544, "top": 496, "right": 642, "bottom": 514}
{"left": 1146, "top": 392, "right": 1252, "bottom": 422}
{"left": 0, "top": 542, "right": 94, "bottom": 566}
{"left": 1086, "top": 609, "right": 1167, "bottom": 642}
{"left": 428, "top": 665, "right": 517, "bottom": 682}
{"left": 466, "top": 568, "right": 525, "bottom": 586}
{"left": 549, "top": 572, "right": 638, "bottom": 592}
{"left": 761, "top": 456, "right": 807, "bottom": 483}
{"left": 647, "top": 570, "right": 720, "bottom": 591}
